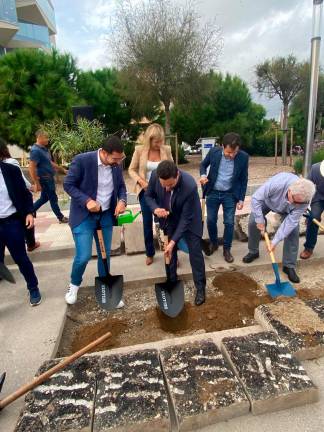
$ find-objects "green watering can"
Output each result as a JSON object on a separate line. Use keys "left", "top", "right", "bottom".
{"left": 117, "top": 210, "right": 141, "bottom": 226}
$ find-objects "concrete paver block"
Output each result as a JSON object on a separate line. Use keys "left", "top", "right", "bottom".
{"left": 15, "top": 356, "right": 99, "bottom": 432}
{"left": 124, "top": 223, "right": 146, "bottom": 255}
{"left": 92, "top": 227, "right": 122, "bottom": 257}
{"left": 93, "top": 349, "right": 170, "bottom": 431}
{"left": 255, "top": 299, "right": 324, "bottom": 360}
{"left": 160, "top": 340, "right": 250, "bottom": 431}
{"left": 221, "top": 331, "right": 319, "bottom": 415}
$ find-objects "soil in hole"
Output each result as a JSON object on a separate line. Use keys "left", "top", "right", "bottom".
{"left": 57, "top": 271, "right": 324, "bottom": 357}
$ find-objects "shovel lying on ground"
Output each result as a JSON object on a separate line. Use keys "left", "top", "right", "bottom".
{"left": 0, "top": 262, "right": 15, "bottom": 284}
{"left": 264, "top": 232, "right": 296, "bottom": 298}
{"left": 155, "top": 234, "right": 184, "bottom": 318}
{"left": 303, "top": 209, "right": 324, "bottom": 231}
{"left": 95, "top": 218, "right": 123, "bottom": 310}
{"left": 0, "top": 331, "right": 111, "bottom": 411}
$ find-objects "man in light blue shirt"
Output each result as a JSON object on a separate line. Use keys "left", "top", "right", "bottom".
{"left": 243, "top": 173, "right": 315, "bottom": 283}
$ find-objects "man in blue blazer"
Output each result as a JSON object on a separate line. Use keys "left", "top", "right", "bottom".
{"left": 0, "top": 161, "right": 41, "bottom": 306}
{"left": 63, "top": 136, "right": 127, "bottom": 305}
{"left": 200, "top": 133, "right": 249, "bottom": 262}
{"left": 145, "top": 160, "right": 206, "bottom": 306}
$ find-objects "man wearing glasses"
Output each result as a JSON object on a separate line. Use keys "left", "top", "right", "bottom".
{"left": 63, "top": 136, "right": 127, "bottom": 305}
{"left": 243, "top": 173, "right": 315, "bottom": 283}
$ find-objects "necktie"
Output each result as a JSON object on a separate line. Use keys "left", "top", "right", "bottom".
{"left": 163, "top": 190, "right": 171, "bottom": 211}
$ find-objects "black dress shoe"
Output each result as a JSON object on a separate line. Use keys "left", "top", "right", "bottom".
{"left": 195, "top": 289, "right": 205, "bottom": 306}
{"left": 223, "top": 249, "right": 234, "bottom": 263}
{"left": 242, "top": 252, "right": 260, "bottom": 263}
{"left": 283, "top": 266, "right": 300, "bottom": 283}
{"left": 204, "top": 242, "right": 218, "bottom": 257}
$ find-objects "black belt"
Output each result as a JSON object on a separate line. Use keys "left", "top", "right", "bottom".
{"left": 0, "top": 212, "right": 19, "bottom": 223}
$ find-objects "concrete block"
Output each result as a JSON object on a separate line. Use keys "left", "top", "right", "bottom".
{"left": 124, "top": 223, "right": 146, "bottom": 255}
{"left": 15, "top": 356, "right": 99, "bottom": 432}
{"left": 160, "top": 340, "right": 249, "bottom": 431}
{"left": 92, "top": 227, "right": 122, "bottom": 257}
{"left": 93, "top": 349, "right": 170, "bottom": 432}
{"left": 221, "top": 331, "right": 319, "bottom": 415}
{"left": 255, "top": 299, "right": 324, "bottom": 360}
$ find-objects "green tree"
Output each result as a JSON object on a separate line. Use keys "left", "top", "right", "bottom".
{"left": 111, "top": 0, "right": 222, "bottom": 134}
{"left": 0, "top": 49, "right": 80, "bottom": 150}
{"left": 255, "top": 55, "right": 305, "bottom": 164}
{"left": 77, "top": 68, "right": 132, "bottom": 133}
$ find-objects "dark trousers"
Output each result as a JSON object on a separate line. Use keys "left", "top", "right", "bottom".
{"left": 33, "top": 177, "right": 64, "bottom": 221}
{"left": 168, "top": 231, "right": 206, "bottom": 292}
{"left": 139, "top": 190, "right": 155, "bottom": 257}
{"left": 304, "top": 200, "right": 324, "bottom": 251}
{"left": 206, "top": 190, "right": 236, "bottom": 249}
{"left": 0, "top": 216, "right": 38, "bottom": 291}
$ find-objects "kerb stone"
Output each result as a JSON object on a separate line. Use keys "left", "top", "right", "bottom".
{"left": 124, "top": 223, "right": 146, "bottom": 255}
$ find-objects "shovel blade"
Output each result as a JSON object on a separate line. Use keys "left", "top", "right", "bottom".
{"left": 155, "top": 279, "right": 184, "bottom": 318}
{"left": 0, "top": 263, "right": 15, "bottom": 284}
{"left": 266, "top": 281, "right": 296, "bottom": 298}
{"left": 95, "top": 274, "right": 123, "bottom": 310}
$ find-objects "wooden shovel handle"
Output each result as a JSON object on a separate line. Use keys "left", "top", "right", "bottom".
{"left": 201, "top": 198, "right": 206, "bottom": 223}
{"left": 264, "top": 232, "right": 276, "bottom": 264}
{"left": 0, "top": 331, "right": 112, "bottom": 411}
{"left": 312, "top": 218, "right": 324, "bottom": 231}
{"left": 163, "top": 234, "right": 170, "bottom": 265}
{"left": 97, "top": 229, "right": 107, "bottom": 259}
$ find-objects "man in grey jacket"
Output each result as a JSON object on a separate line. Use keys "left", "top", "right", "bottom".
{"left": 300, "top": 161, "right": 324, "bottom": 259}
{"left": 242, "top": 173, "right": 315, "bottom": 283}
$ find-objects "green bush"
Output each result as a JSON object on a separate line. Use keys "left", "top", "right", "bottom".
{"left": 252, "top": 131, "right": 276, "bottom": 156}
{"left": 294, "top": 148, "right": 324, "bottom": 174}
{"left": 123, "top": 140, "right": 136, "bottom": 169}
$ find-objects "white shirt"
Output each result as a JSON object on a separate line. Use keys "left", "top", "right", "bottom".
{"left": 0, "top": 167, "right": 17, "bottom": 218}
{"left": 146, "top": 160, "right": 160, "bottom": 181}
{"left": 96, "top": 150, "right": 114, "bottom": 211}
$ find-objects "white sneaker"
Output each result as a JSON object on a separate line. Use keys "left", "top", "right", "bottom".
{"left": 65, "top": 284, "right": 79, "bottom": 305}
{"left": 116, "top": 300, "right": 125, "bottom": 309}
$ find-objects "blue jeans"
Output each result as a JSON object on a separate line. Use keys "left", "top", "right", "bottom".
{"left": 304, "top": 200, "right": 324, "bottom": 251}
{"left": 0, "top": 216, "right": 38, "bottom": 291}
{"left": 33, "top": 177, "right": 64, "bottom": 221}
{"left": 206, "top": 190, "right": 236, "bottom": 250}
{"left": 139, "top": 190, "right": 155, "bottom": 257}
{"left": 70, "top": 211, "right": 114, "bottom": 286}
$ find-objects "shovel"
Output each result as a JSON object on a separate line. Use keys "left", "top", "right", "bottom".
{"left": 0, "top": 263, "right": 15, "bottom": 284}
{"left": 200, "top": 187, "right": 210, "bottom": 254}
{"left": 155, "top": 234, "right": 184, "bottom": 318}
{"left": 304, "top": 209, "right": 324, "bottom": 231}
{"left": 264, "top": 232, "right": 296, "bottom": 298}
{"left": 95, "top": 219, "right": 123, "bottom": 310}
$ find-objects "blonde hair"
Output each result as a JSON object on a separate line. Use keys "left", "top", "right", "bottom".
{"left": 143, "top": 123, "right": 165, "bottom": 149}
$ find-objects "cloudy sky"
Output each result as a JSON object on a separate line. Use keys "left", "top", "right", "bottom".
{"left": 52, "top": 0, "right": 320, "bottom": 118}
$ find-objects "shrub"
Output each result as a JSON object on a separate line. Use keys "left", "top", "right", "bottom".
{"left": 294, "top": 148, "right": 324, "bottom": 174}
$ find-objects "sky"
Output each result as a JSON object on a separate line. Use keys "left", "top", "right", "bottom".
{"left": 52, "top": 0, "right": 320, "bottom": 118}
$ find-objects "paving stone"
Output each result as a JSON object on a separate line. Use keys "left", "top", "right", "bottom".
{"left": 221, "top": 331, "right": 319, "bottom": 415}
{"left": 255, "top": 299, "right": 324, "bottom": 360}
{"left": 124, "top": 222, "right": 146, "bottom": 255}
{"left": 93, "top": 349, "right": 170, "bottom": 432}
{"left": 15, "top": 356, "right": 99, "bottom": 432}
{"left": 92, "top": 227, "right": 122, "bottom": 257}
{"left": 160, "top": 340, "right": 249, "bottom": 431}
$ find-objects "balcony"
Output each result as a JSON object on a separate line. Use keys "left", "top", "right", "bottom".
{"left": 0, "top": 0, "right": 18, "bottom": 44}
{"left": 16, "top": 0, "right": 56, "bottom": 35}
{"left": 7, "top": 20, "right": 51, "bottom": 50}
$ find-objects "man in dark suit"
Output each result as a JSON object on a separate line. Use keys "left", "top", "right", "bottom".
{"left": 63, "top": 136, "right": 127, "bottom": 305}
{"left": 145, "top": 160, "right": 206, "bottom": 306}
{"left": 0, "top": 161, "right": 41, "bottom": 306}
{"left": 200, "top": 132, "right": 249, "bottom": 262}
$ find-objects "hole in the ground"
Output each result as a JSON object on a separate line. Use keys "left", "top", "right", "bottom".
{"left": 56, "top": 271, "right": 324, "bottom": 357}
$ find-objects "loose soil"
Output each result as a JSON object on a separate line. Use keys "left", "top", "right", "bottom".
{"left": 57, "top": 270, "right": 324, "bottom": 357}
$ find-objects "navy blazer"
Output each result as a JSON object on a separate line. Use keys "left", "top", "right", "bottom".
{"left": 64, "top": 151, "right": 127, "bottom": 229}
{"left": 200, "top": 147, "right": 249, "bottom": 202}
{"left": 0, "top": 161, "right": 34, "bottom": 218}
{"left": 145, "top": 170, "right": 202, "bottom": 243}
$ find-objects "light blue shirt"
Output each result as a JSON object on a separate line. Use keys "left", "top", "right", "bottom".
{"left": 214, "top": 152, "right": 234, "bottom": 191}
{"left": 251, "top": 173, "right": 309, "bottom": 246}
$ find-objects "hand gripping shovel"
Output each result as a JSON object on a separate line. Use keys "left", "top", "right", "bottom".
{"left": 304, "top": 209, "right": 324, "bottom": 231}
{"left": 0, "top": 262, "right": 15, "bottom": 284}
{"left": 155, "top": 235, "right": 184, "bottom": 318}
{"left": 264, "top": 232, "right": 296, "bottom": 298}
{"left": 95, "top": 218, "right": 123, "bottom": 310}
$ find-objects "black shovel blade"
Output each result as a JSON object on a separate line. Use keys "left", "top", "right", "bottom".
{"left": 0, "top": 372, "right": 6, "bottom": 393}
{"left": 155, "top": 279, "right": 184, "bottom": 318}
{"left": 0, "top": 263, "right": 15, "bottom": 284}
{"left": 95, "top": 274, "right": 123, "bottom": 310}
